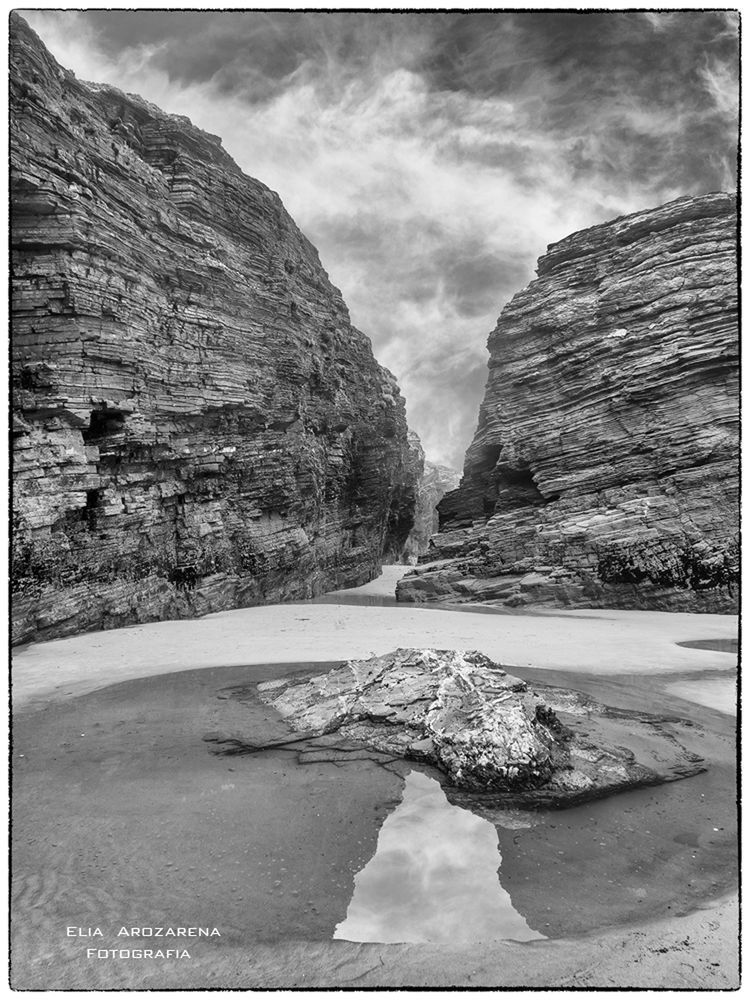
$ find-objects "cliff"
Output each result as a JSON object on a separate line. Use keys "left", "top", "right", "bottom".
{"left": 10, "top": 15, "right": 417, "bottom": 644}
{"left": 382, "top": 430, "right": 424, "bottom": 563}
{"left": 399, "top": 193, "right": 738, "bottom": 612}
{"left": 401, "top": 434, "right": 461, "bottom": 563}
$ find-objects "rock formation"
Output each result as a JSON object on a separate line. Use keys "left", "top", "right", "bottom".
{"left": 401, "top": 432, "right": 461, "bottom": 563}
{"left": 10, "top": 14, "right": 417, "bottom": 644}
{"left": 208, "top": 648, "right": 705, "bottom": 807}
{"left": 399, "top": 193, "right": 738, "bottom": 611}
{"left": 382, "top": 430, "right": 424, "bottom": 563}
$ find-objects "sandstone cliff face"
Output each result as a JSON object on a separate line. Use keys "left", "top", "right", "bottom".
{"left": 399, "top": 193, "right": 738, "bottom": 612}
{"left": 11, "top": 15, "right": 417, "bottom": 645}
{"left": 401, "top": 433, "right": 460, "bottom": 563}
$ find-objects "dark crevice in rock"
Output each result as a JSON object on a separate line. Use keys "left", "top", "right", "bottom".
{"left": 82, "top": 407, "right": 126, "bottom": 442}
{"left": 82, "top": 488, "right": 101, "bottom": 530}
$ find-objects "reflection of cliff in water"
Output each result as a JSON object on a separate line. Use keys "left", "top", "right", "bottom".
{"left": 334, "top": 769, "right": 544, "bottom": 944}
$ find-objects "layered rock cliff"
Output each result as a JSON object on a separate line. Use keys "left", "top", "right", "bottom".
{"left": 11, "top": 15, "right": 417, "bottom": 644}
{"left": 401, "top": 433, "right": 460, "bottom": 563}
{"left": 399, "top": 193, "right": 738, "bottom": 612}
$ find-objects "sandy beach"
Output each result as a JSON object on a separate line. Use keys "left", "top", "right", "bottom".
{"left": 12, "top": 565, "right": 737, "bottom": 711}
{"left": 10, "top": 567, "right": 739, "bottom": 990}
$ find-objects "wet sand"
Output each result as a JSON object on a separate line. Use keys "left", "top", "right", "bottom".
{"left": 12, "top": 567, "right": 737, "bottom": 712}
{"left": 10, "top": 568, "right": 739, "bottom": 989}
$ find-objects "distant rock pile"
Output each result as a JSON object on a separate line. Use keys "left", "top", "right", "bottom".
{"left": 398, "top": 194, "right": 738, "bottom": 612}
{"left": 10, "top": 15, "right": 418, "bottom": 644}
{"left": 253, "top": 648, "right": 705, "bottom": 806}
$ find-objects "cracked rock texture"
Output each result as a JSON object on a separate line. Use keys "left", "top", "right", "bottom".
{"left": 399, "top": 193, "right": 738, "bottom": 612}
{"left": 10, "top": 15, "right": 417, "bottom": 644}
{"left": 251, "top": 648, "right": 705, "bottom": 805}
{"left": 401, "top": 432, "right": 461, "bottom": 563}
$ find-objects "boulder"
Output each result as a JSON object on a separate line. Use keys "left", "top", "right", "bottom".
{"left": 248, "top": 648, "right": 706, "bottom": 807}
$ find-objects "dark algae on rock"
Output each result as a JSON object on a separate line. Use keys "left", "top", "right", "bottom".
{"left": 398, "top": 194, "right": 738, "bottom": 612}
{"left": 10, "top": 15, "right": 417, "bottom": 643}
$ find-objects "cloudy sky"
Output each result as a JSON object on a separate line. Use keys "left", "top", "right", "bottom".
{"left": 21, "top": 9, "right": 739, "bottom": 468}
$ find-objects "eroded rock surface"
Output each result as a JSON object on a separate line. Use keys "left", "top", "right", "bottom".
{"left": 401, "top": 433, "right": 461, "bottom": 563}
{"left": 234, "top": 648, "right": 706, "bottom": 807}
{"left": 10, "top": 15, "right": 417, "bottom": 644}
{"left": 399, "top": 194, "right": 738, "bottom": 612}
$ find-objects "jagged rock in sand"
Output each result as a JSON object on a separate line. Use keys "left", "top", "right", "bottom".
{"left": 244, "top": 648, "right": 705, "bottom": 807}
{"left": 399, "top": 194, "right": 738, "bottom": 612}
{"left": 10, "top": 15, "right": 418, "bottom": 644}
{"left": 401, "top": 432, "right": 461, "bottom": 563}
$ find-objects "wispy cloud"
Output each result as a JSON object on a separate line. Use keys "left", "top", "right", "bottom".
{"left": 20, "top": 10, "right": 739, "bottom": 468}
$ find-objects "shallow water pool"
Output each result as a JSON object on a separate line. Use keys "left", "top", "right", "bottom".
{"left": 11, "top": 660, "right": 737, "bottom": 968}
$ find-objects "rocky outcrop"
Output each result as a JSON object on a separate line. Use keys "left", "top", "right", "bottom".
{"left": 401, "top": 433, "right": 460, "bottom": 563}
{"left": 382, "top": 430, "right": 424, "bottom": 563}
{"left": 10, "top": 15, "right": 417, "bottom": 644}
{"left": 399, "top": 194, "right": 738, "bottom": 612}
{"left": 210, "top": 648, "right": 705, "bottom": 807}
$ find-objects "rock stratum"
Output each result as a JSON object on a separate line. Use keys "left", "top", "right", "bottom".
{"left": 401, "top": 432, "right": 461, "bottom": 563}
{"left": 399, "top": 193, "right": 738, "bottom": 612}
{"left": 10, "top": 15, "right": 417, "bottom": 644}
{"left": 206, "top": 648, "right": 705, "bottom": 808}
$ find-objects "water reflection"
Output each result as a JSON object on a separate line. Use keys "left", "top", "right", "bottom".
{"left": 334, "top": 769, "right": 544, "bottom": 944}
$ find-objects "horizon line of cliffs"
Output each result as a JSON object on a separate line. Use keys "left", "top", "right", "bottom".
{"left": 10, "top": 14, "right": 421, "bottom": 645}
{"left": 398, "top": 191, "right": 738, "bottom": 613}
